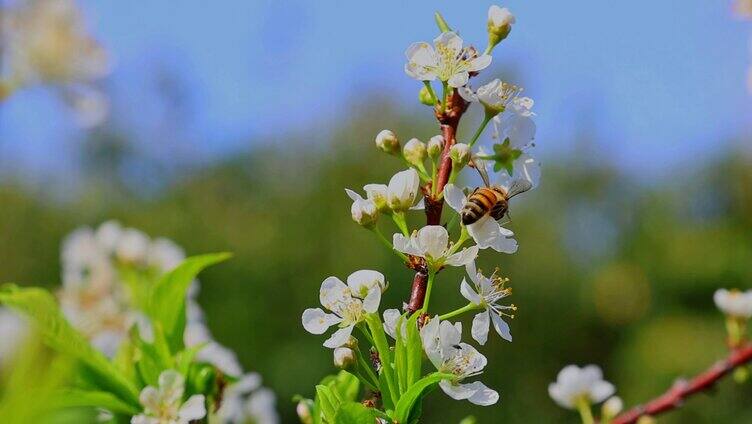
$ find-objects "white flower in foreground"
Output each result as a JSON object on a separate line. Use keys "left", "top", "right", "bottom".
{"left": 714, "top": 289, "right": 752, "bottom": 318}
{"left": 387, "top": 169, "right": 421, "bottom": 212}
{"left": 461, "top": 261, "right": 515, "bottom": 344}
{"left": 491, "top": 96, "right": 536, "bottom": 149}
{"left": 420, "top": 317, "right": 499, "bottom": 405}
{"left": 459, "top": 79, "right": 522, "bottom": 115}
{"left": 548, "top": 365, "right": 615, "bottom": 409}
{"left": 405, "top": 32, "right": 492, "bottom": 87}
{"left": 302, "top": 271, "right": 385, "bottom": 348}
{"left": 393, "top": 225, "right": 478, "bottom": 270}
{"left": 444, "top": 184, "right": 518, "bottom": 253}
{"left": 132, "top": 370, "right": 206, "bottom": 424}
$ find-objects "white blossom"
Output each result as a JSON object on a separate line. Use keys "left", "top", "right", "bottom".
{"left": 443, "top": 184, "right": 518, "bottom": 254}
{"left": 459, "top": 79, "right": 522, "bottom": 114}
{"left": 714, "top": 289, "right": 752, "bottom": 318}
{"left": 0, "top": 308, "right": 27, "bottom": 366}
{"left": 461, "top": 261, "right": 515, "bottom": 344}
{"left": 393, "top": 225, "right": 478, "bottom": 269}
{"left": 184, "top": 322, "right": 243, "bottom": 377}
{"left": 302, "top": 271, "right": 384, "bottom": 348}
{"left": 405, "top": 32, "right": 492, "bottom": 88}
{"left": 383, "top": 308, "right": 406, "bottom": 340}
{"left": 427, "top": 135, "right": 445, "bottom": 159}
{"left": 148, "top": 238, "right": 186, "bottom": 272}
{"left": 132, "top": 370, "right": 206, "bottom": 424}
{"left": 387, "top": 169, "right": 421, "bottom": 212}
{"left": 548, "top": 365, "right": 615, "bottom": 409}
{"left": 420, "top": 317, "right": 499, "bottom": 406}
{"left": 602, "top": 396, "right": 624, "bottom": 417}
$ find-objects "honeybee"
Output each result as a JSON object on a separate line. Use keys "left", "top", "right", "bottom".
{"left": 460, "top": 161, "right": 532, "bottom": 226}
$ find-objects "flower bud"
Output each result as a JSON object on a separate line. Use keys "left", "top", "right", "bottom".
{"left": 297, "top": 401, "right": 313, "bottom": 424}
{"left": 351, "top": 198, "right": 378, "bottom": 228}
{"left": 487, "top": 5, "right": 515, "bottom": 50}
{"left": 602, "top": 396, "right": 623, "bottom": 418}
{"left": 387, "top": 169, "right": 420, "bottom": 212}
{"left": 375, "top": 129, "right": 400, "bottom": 155}
{"left": 450, "top": 143, "right": 471, "bottom": 169}
{"left": 333, "top": 347, "right": 356, "bottom": 369}
{"left": 403, "top": 138, "right": 427, "bottom": 167}
{"left": 343, "top": 336, "right": 359, "bottom": 349}
{"left": 427, "top": 135, "right": 444, "bottom": 160}
{"left": 419, "top": 85, "right": 436, "bottom": 106}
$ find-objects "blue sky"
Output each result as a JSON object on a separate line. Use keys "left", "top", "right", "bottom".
{"left": 1, "top": 0, "right": 750, "bottom": 178}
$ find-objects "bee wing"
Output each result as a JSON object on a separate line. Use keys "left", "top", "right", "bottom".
{"left": 471, "top": 156, "right": 492, "bottom": 187}
{"left": 506, "top": 179, "right": 532, "bottom": 199}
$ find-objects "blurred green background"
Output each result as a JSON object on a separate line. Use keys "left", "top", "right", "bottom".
{"left": 2, "top": 98, "right": 752, "bottom": 422}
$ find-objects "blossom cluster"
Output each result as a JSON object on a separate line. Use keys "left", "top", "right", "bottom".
{"left": 0, "top": 0, "right": 110, "bottom": 126}
{"left": 299, "top": 6, "right": 540, "bottom": 422}
{"left": 1, "top": 221, "right": 278, "bottom": 424}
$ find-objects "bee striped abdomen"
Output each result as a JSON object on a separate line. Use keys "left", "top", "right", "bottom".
{"left": 461, "top": 188, "right": 499, "bottom": 225}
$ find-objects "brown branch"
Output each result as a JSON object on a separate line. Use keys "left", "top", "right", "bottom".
{"left": 611, "top": 343, "right": 752, "bottom": 424}
{"left": 405, "top": 88, "right": 467, "bottom": 315}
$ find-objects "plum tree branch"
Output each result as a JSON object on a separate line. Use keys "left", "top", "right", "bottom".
{"left": 611, "top": 343, "right": 752, "bottom": 424}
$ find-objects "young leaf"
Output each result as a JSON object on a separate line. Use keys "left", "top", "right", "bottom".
{"left": 334, "top": 402, "right": 377, "bottom": 424}
{"left": 0, "top": 285, "right": 140, "bottom": 407}
{"left": 147, "top": 252, "right": 232, "bottom": 351}
{"left": 405, "top": 313, "right": 423, "bottom": 388}
{"left": 315, "top": 385, "right": 338, "bottom": 423}
{"left": 394, "top": 372, "right": 454, "bottom": 422}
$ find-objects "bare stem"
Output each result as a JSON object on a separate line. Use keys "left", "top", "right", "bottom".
{"left": 611, "top": 343, "right": 752, "bottom": 424}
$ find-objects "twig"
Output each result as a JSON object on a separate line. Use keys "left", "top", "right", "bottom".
{"left": 406, "top": 88, "right": 467, "bottom": 315}
{"left": 611, "top": 343, "right": 752, "bottom": 424}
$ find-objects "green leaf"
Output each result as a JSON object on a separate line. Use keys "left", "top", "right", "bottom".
{"left": 147, "top": 252, "right": 232, "bottom": 351}
{"left": 394, "top": 372, "right": 454, "bottom": 422}
{"left": 328, "top": 370, "right": 360, "bottom": 402}
{"left": 0, "top": 285, "right": 140, "bottom": 407}
{"left": 364, "top": 313, "right": 398, "bottom": 407}
{"left": 434, "top": 11, "right": 452, "bottom": 32}
{"left": 334, "top": 402, "right": 377, "bottom": 424}
{"left": 48, "top": 389, "right": 140, "bottom": 415}
{"left": 405, "top": 313, "right": 423, "bottom": 388}
{"left": 315, "top": 385, "right": 338, "bottom": 423}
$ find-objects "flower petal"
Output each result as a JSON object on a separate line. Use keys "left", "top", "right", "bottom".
{"left": 490, "top": 312, "right": 513, "bottom": 342}
{"left": 443, "top": 184, "right": 467, "bottom": 213}
{"left": 439, "top": 380, "right": 477, "bottom": 400}
{"left": 460, "top": 278, "right": 482, "bottom": 305}
{"left": 465, "top": 381, "right": 499, "bottom": 406}
{"left": 393, "top": 233, "right": 422, "bottom": 257}
{"left": 446, "top": 246, "right": 479, "bottom": 266}
{"left": 383, "top": 308, "right": 401, "bottom": 339}
{"left": 471, "top": 310, "right": 490, "bottom": 345}
{"left": 319, "top": 276, "right": 350, "bottom": 312}
{"left": 467, "top": 216, "right": 518, "bottom": 253}
{"left": 323, "top": 325, "right": 354, "bottom": 348}
{"left": 302, "top": 308, "right": 341, "bottom": 335}
{"left": 362, "top": 287, "right": 381, "bottom": 313}
{"left": 448, "top": 71, "right": 469, "bottom": 88}
{"left": 347, "top": 269, "right": 386, "bottom": 296}
{"left": 468, "top": 55, "right": 492, "bottom": 72}
{"left": 458, "top": 86, "right": 478, "bottom": 103}
{"left": 417, "top": 225, "right": 450, "bottom": 259}
{"left": 178, "top": 395, "right": 207, "bottom": 421}
{"left": 345, "top": 188, "right": 363, "bottom": 202}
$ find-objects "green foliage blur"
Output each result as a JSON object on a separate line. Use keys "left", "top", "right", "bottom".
{"left": 2, "top": 99, "right": 752, "bottom": 423}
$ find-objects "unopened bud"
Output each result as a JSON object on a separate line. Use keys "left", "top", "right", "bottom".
{"left": 351, "top": 198, "right": 378, "bottom": 228}
{"left": 487, "top": 5, "right": 515, "bottom": 51}
{"left": 602, "top": 396, "right": 623, "bottom": 418}
{"left": 297, "top": 401, "right": 313, "bottom": 424}
{"left": 333, "top": 347, "right": 356, "bottom": 369}
{"left": 450, "top": 143, "right": 471, "bottom": 168}
{"left": 734, "top": 366, "right": 749, "bottom": 384}
{"left": 419, "top": 85, "right": 436, "bottom": 106}
{"left": 375, "top": 130, "right": 400, "bottom": 155}
{"left": 427, "top": 135, "right": 444, "bottom": 159}
{"left": 403, "top": 138, "right": 427, "bottom": 167}
{"left": 636, "top": 417, "right": 656, "bottom": 424}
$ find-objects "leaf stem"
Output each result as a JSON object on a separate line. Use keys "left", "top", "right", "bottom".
{"left": 576, "top": 398, "right": 595, "bottom": 424}
{"left": 391, "top": 212, "right": 410, "bottom": 237}
{"left": 372, "top": 227, "right": 408, "bottom": 262}
{"left": 419, "top": 271, "right": 437, "bottom": 314}
{"left": 423, "top": 81, "right": 439, "bottom": 105}
{"left": 467, "top": 113, "right": 493, "bottom": 149}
